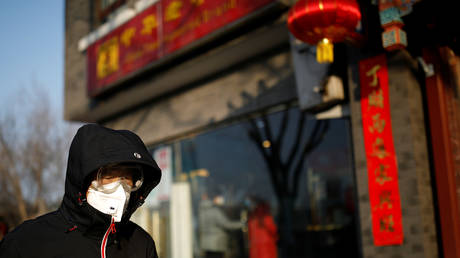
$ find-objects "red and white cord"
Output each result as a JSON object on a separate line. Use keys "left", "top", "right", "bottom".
{"left": 101, "top": 217, "right": 116, "bottom": 258}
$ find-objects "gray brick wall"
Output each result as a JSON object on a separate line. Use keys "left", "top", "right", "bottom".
{"left": 348, "top": 50, "right": 439, "bottom": 258}
{"left": 64, "top": 0, "right": 92, "bottom": 121}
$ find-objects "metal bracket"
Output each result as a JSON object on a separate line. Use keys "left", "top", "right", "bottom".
{"left": 417, "top": 57, "right": 435, "bottom": 77}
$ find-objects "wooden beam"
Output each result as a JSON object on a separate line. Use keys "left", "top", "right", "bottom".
{"left": 423, "top": 47, "right": 460, "bottom": 258}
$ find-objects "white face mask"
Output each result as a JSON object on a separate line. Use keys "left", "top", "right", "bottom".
{"left": 87, "top": 181, "right": 130, "bottom": 222}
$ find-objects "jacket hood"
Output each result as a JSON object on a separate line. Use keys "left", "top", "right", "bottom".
{"left": 59, "top": 124, "right": 161, "bottom": 232}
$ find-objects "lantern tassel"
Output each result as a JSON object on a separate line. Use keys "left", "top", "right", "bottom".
{"left": 317, "top": 38, "right": 333, "bottom": 63}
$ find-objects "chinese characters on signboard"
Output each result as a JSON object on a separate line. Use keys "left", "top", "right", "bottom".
{"left": 87, "top": 0, "right": 276, "bottom": 96}
{"left": 359, "top": 54, "right": 404, "bottom": 246}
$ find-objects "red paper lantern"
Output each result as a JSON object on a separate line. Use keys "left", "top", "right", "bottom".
{"left": 287, "top": 0, "right": 361, "bottom": 63}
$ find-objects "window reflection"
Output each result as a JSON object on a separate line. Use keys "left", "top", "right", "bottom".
{"left": 149, "top": 107, "right": 359, "bottom": 258}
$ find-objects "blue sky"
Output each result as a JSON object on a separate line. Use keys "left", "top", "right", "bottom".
{"left": 0, "top": 1, "right": 64, "bottom": 117}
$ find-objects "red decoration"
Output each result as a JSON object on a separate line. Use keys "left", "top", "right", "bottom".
{"left": 87, "top": 0, "right": 276, "bottom": 97}
{"left": 360, "top": 54, "right": 404, "bottom": 246}
{"left": 287, "top": 0, "right": 361, "bottom": 63}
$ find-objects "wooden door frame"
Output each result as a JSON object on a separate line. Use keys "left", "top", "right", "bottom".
{"left": 423, "top": 47, "right": 460, "bottom": 258}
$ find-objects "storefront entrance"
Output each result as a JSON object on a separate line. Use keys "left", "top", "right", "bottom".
{"left": 142, "top": 106, "right": 359, "bottom": 258}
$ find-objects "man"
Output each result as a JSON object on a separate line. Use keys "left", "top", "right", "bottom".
{"left": 199, "top": 193, "right": 243, "bottom": 258}
{"left": 0, "top": 124, "right": 162, "bottom": 258}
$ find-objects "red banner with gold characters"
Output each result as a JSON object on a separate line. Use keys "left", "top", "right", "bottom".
{"left": 87, "top": 0, "right": 276, "bottom": 96}
{"left": 359, "top": 54, "right": 403, "bottom": 246}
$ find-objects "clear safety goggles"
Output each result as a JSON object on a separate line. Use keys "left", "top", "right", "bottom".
{"left": 91, "top": 163, "right": 144, "bottom": 193}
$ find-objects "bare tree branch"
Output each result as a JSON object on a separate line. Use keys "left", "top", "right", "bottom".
{"left": 247, "top": 119, "right": 282, "bottom": 197}
{"left": 275, "top": 104, "right": 291, "bottom": 152}
{"left": 0, "top": 86, "right": 77, "bottom": 224}
{"left": 0, "top": 132, "right": 28, "bottom": 220}
{"left": 260, "top": 114, "right": 286, "bottom": 175}
{"left": 286, "top": 111, "right": 307, "bottom": 169}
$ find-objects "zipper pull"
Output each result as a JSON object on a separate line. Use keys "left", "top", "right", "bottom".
{"left": 101, "top": 217, "right": 116, "bottom": 258}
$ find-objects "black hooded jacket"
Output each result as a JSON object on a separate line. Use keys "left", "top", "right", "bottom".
{"left": 0, "top": 124, "right": 162, "bottom": 258}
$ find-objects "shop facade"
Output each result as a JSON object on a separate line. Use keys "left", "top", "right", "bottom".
{"left": 64, "top": 0, "right": 459, "bottom": 257}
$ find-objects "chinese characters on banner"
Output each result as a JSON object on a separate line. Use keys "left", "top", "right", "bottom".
{"left": 87, "top": 0, "right": 276, "bottom": 96}
{"left": 359, "top": 54, "right": 403, "bottom": 246}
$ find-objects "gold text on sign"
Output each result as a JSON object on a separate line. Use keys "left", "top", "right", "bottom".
{"left": 371, "top": 137, "right": 390, "bottom": 159}
{"left": 375, "top": 164, "right": 392, "bottom": 185}
{"left": 97, "top": 37, "right": 119, "bottom": 79}
{"left": 379, "top": 215, "right": 395, "bottom": 232}
{"left": 166, "top": 1, "right": 183, "bottom": 21}
{"left": 369, "top": 88, "right": 384, "bottom": 109}
{"left": 366, "top": 64, "right": 381, "bottom": 87}
{"left": 121, "top": 27, "right": 136, "bottom": 47}
{"left": 378, "top": 191, "right": 393, "bottom": 209}
{"left": 141, "top": 14, "right": 158, "bottom": 35}
{"left": 369, "top": 113, "right": 386, "bottom": 133}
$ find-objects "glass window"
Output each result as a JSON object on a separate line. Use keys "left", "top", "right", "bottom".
{"left": 97, "top": 0, "right": 126, "bottom": 23}
{"left": 101, "top": 0, "right": 121, "bottom": 9}
{"left": 144, "top": 106, "right": 359, "bottom": 258}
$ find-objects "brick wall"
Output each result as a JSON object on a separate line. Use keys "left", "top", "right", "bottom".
{"left": 348, "top": 50, "right": 439, "bottom": 258}
{"left": 64, "top": 0, "right": 92, "bottom": 121}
